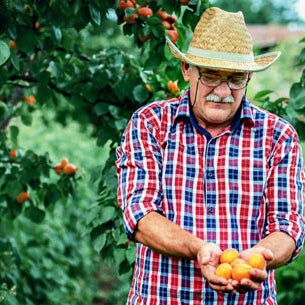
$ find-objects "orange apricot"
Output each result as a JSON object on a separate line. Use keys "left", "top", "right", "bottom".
{"left": 231, "top": 258, "right": 247, "bottom": 267}
{"left": 10, "top": 149, "right": 17, "bottom": 158}
{"left": 215, "top": 263, "right": 232, "bottom": 280}
{"left": 167, "top": 80, "right": 179, "bottom": 94}
{"left": 9, "top": 40, "right": 17, "bottom": 49}
{"left": 63, "top": 163, "right": 77, "bottom": 175}
{"left": 220, "top": 248, "right": 239, "bottom": 264}
{"left": 232, "top": 263, "right": 252, "bottom": 281}
{"left": 60, "top": 158, "right": 69, "bottom": 168}
{"left": 54, "top": 163, "right": 63, "bottom": 175}
{"left": 248, "top": 253, "right": 265, "bottom": 270}
{"left": 16, "top": 191, "right": 30, "bottom": 203}
{"left": 23, "top": 95, "right": 36, "bottom": 105}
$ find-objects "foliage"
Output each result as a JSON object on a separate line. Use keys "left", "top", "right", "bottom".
{"left": 0, "top": 206, "right": 98, "bottom": 305}
{"left": 253, "top": 36, "right": 305, "bottom": 140}
{"left": 85, "top": 0, "right": 210, "bottom": 283}
{"left": 276, "top": 250, "right": 305, "bottom": 305}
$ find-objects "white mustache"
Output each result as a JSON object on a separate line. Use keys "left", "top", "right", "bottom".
{"left": 206, "top": 94, "right": 234, "bottom": 104}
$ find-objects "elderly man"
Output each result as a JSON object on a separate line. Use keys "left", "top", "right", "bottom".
{"left": 116, "top": 7, "right": 305, "bottom": 305}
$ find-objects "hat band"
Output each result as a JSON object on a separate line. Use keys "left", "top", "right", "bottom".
{"left": 187, "top": 46, "right": 254, "bottom": 63}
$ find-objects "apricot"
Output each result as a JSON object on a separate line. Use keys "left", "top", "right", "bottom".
{"left": 167, "top": 80, "right": 179, "bottom": 94}
{"left": 231, "top": 258, "right": 247, "bottom": 267}
{"left": 157, "top": 10, "right": 168, "bottom": 20}
{"left": 220, "top": 248, "right": 239, "bottom": 264}
{"left": 16, "top": 191, "right": 30, "bottom": 203}
{"left": 166, "top": 29, "right": 178, "bottom": 43}
{"left": 248, "top": 253, "right": 265, "bottom": 270}
{"left": 118, "top": 0, "right": 136, "bottom": 9}
{"left": 60, "top": 157, "right": 69, "bottom": 168}
{"left": 23, "top": 95, "right": 36, "bottom": 105}
{"left": 124, "top": 13, "right": 138, "bottom": 24}
{"left": 215, "top": 263, "right": 232, "bottom": 280}
{"left": 9, "top": 40, "right": 16, "bottom": 49}
{"left": 232, "top": 263, "right": 252, "bottom": 281}
{"left": 10, "top": 149, "right": 17, "bottom": 158}
{"left": 63, "top": 163, "right": 77, "bottom": 175}
{"left": 54, "top": 163, "right": 63, "bottom": 175}
{"left": 145, "top": 84, "right": 152, "bottom": 92}
{"left": 138, "top": 7, "right": 153, "bottom": 18}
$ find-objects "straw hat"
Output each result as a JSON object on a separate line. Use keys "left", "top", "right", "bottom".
{"left": 166, "top": 7, "right": 280, "bottom": 72}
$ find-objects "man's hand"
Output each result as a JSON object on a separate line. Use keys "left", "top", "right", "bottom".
{"left": 197, "top": 243, "right": 235, "bottom": 292}
{"left": 232, "top": 246, "right": 273, "bottom": 293}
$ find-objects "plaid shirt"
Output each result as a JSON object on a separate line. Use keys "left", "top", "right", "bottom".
{"left": 116, "top": 89, "right": 305, "bottom": 305}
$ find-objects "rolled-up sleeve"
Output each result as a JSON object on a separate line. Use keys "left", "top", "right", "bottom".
{"left": 263, "top": 129, "right": 305, "bottom": 259}
{"left": 116, "top": 111, "right": 163, "bottom": 240}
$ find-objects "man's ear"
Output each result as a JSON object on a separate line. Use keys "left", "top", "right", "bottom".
{"left": 248, "top": 72, "right": 253, "bottom": 80}
{"left": 181, "top": 62, "right": 191, "bottom": 82}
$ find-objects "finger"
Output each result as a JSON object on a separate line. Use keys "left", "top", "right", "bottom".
{"left": 253, "top": 246, "right": 274, "bottom": 261}
{"left": 250, "top": 268, "right": 267, "bottom": 282}
{"left": 263, "top": 249, "right": 274, "bottom": 262}
{"left": 198, "top": 253, "right": 211, "bottom": 265}
{"left": 208, "top": 281, "right": 235, "bottom": 292}
{"left": 239, "top": 278, "right": 260, "bottom": 291}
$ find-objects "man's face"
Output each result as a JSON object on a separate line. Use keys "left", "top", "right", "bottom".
{"left": 181, "top": 63, "right": 250, "bottom": 131}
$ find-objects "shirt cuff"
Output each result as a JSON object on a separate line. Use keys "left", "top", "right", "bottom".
{"left": 122, "top": 189, "right": 163, "bottom": 240}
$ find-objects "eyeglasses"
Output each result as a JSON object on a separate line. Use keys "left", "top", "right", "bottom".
{"left": 197, "top": 68, "right": 250, "bottom": 90}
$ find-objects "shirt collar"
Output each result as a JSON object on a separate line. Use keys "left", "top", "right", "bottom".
{"left": 174, "top": 88, "right": 255, "bottom": 130}
{"left": 174, "top": 89, "right": 191, "bottom": 121}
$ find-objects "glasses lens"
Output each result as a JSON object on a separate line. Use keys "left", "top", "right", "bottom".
{"left": 199, "top": 71, "right": 249, "bottom": 89}
{"left": 200, "top": 73, "right": 222, "bottom": 87}
{"left": 228, "top": 75, "right": 248, "bottom": 89}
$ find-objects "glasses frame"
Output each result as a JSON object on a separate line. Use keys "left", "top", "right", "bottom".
{"left": 196, "top": 67, "right": 250, "bottom": 90}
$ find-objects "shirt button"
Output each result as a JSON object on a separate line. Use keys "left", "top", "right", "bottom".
{"left": 207, "top": 207, "right": 215, "bottom": 214}
{"left": 208, "top": 172, "right": 214, "bottom": 178}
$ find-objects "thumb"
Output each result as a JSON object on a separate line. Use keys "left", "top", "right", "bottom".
{"left": 263, "top": 249, "right": 274, "bottom": 262}
{"left": 197, "top": 243, "right": 220, "bottom": 265}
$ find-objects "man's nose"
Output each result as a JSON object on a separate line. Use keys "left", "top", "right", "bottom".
{"left": 213, "top": 81, "right": 231, "bottom": 98}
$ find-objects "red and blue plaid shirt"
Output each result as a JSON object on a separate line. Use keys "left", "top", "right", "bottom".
{"left": 116, "top": 89, "right": 305, "bottom": 305}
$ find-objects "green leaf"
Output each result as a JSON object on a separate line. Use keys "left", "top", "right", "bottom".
{"left": 4, "top": 180, "right": 22, "bottom": 198}
{"left": 93, "top": 234, "right": 106, "bottom": 253}
{"left": 144, "top": 55, "right": 162, "bottom": 71}
{"left": 100, "top": 206, "right": 116, "bottom": 224}
{"left": 89, "top": 4, "right": 101, "bottom": 26}
{"left": 291, "top": 90, "right": 305, "bottom": 110}
{"left": 290, "top": 82, "right": 303, "bottom": 99}
{"left": 133, "top": 84, "right": 149, "bottom": 102}
{"left": 9, "top": 125, "right": 19, "bottom": 147}
{"left": 49, "top": 61, "right": 60, "bottom": 78}
{"left": 116, "top": 233, "right": 128, "bottom": 246}
{"left": 125, "top": 245, "right": 135, "bottom": 265}
{"left": 97, "top": 125, "right": 117, "bottom": 146}
{"left": 21, "top": 113, "right": 33, "bottom": 126}
{"left": 24, "top": 207, "right": 45, "bottom": 223}
{"left": 108, "top": 105, "right": 119, "bottom": 116}
{"left": 0, "top": 40, "right": 10, "bottom": 66}
{"left": 113, "top": 248, "right": 126, "bottom": 266}
{"left": 16, "top": 28, "right": 37, "bottom": 54}
{"left": 51, "top": 26, "right": 62, "bottom": 43}
{"left": 0, "top": 102, "right": 8, "bottom": 121}
{"left": 115, "top": 118, "right": 128, "bottom": 131}
{"left": 254, "top": 90, "right": 273, "bottom": 99}
{"left": 10, "top": 50, "right": 20, "bottom": 71}
{"left": 94, "top": 102, "right": 108, "bottom": 115}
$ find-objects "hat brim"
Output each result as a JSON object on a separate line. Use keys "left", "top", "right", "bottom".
{"left": 166, "top": 38, "right": 281, "bottom": 72}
